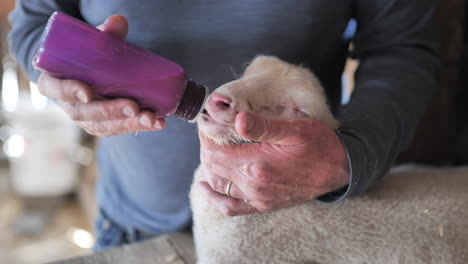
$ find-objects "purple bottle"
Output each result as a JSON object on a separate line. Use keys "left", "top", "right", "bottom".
{"left": 33, "top": 12, "right": 207, "bottom": 121}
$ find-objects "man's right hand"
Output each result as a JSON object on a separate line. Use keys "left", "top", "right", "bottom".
{"left": 37, "top": 15, "right": 165, "bottom": 137}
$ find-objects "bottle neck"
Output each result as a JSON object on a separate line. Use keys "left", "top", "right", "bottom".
{"left": 174, "top": 80, "right": 208, "bottom": 121}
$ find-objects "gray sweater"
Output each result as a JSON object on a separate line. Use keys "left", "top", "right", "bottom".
{"left": 8, "top": 0, "right": 438, "bottom": 232}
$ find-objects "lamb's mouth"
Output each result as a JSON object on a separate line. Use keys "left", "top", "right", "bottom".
{"left": 200, "top": 108, "right": 231, "bottom": 127}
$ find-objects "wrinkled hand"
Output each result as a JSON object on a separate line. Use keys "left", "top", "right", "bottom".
{"left": 199, "top": 112, "right": 350, "bottom": 216}
{"left": 37, "top": 15, "right": 165, "bottom": 136}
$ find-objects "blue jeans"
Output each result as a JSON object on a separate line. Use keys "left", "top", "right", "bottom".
{"left": 93, "top": 208, "right": 156, "bottom": 252}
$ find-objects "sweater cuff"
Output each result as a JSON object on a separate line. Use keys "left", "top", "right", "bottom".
{"left": 316, "top": 129, "right": 359, "bottom": 203}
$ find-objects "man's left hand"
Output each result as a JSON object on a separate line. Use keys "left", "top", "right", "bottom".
{"left": 198, "top": 111, "right": 350, "bottom": 216}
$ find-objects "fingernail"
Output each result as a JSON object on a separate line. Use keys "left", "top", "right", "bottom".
{"left": 139, "top": 115, "right": 151, "bottom": 127}
{"left": 122, "top": 106, "right": 135, "bottom": 117}
{"left": 76, "top": 91, "right": 88, "bottom": 103}
{"left": 154, "top": 120, "right": 163, "bottom": 129}
{"left": 104, "top": 18, "right": 110, "bottom": 25}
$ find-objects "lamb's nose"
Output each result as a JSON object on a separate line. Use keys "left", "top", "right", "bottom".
{"left": 209, "top": 92, "right": 232, "bottom": 110}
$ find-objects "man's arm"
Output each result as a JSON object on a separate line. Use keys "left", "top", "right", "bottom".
{"left": 8, "top": 0, "right": 83, "bottom": 81}
{"left": 330, "top": 0, "right": 439, "bottom": 199}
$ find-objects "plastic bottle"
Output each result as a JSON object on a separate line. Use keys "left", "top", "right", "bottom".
{"left": 33, "top": 12, "right": 207, "bottom": 121}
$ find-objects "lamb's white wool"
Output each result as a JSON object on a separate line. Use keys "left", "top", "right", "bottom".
{"left": 190, "top": 56, "right": 468, "bottom": 264}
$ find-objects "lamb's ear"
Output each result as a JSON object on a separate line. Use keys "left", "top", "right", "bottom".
{"left": 243, "top": 55, "right": 285, "bottom": 76}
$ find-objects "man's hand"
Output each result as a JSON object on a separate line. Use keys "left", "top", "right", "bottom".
{"left": 199, "top": 111, "right": 350, "bottom": 216}
{"left": 37, "top": 15, "right": 165, "bottom": 136}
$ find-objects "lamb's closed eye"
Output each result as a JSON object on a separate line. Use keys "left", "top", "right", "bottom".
{"left": 292, "top": 106, "right": 310, "bottom": 118}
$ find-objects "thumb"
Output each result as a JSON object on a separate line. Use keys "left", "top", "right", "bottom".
{"left": 96, "top": 15, "right": 128, "bottom": 40}
{"left": 235, "top": 112, "right": 307, "bottom": 145}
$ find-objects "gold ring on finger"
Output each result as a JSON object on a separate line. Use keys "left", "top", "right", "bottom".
{"left": 225, "top": 180, "right": 233, "bottom": 198}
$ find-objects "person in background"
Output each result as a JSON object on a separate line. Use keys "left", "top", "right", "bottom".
{"left": 8, "top": 0, "right": 438, "bottom": 251}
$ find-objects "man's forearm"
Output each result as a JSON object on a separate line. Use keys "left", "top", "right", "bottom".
{"left": 340, "top": 48, "right": 438, "bottom": 197}
{"left": 322, "top": 0, "right": 439, "bottom": 201}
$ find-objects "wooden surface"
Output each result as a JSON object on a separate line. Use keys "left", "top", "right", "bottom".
{"left": 51, "top": 233, "right": 196, "bottom": 264}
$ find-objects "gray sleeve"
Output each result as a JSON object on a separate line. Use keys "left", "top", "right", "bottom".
{"left": 320, "top": 0, "right": 439, "bottom": 201}
{"left": 8, "top": 0, "right": 82, "bottom": 81}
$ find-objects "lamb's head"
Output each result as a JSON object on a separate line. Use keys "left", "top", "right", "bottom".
{"left": 197, "top": 56, "right": 339, "bottom": 145}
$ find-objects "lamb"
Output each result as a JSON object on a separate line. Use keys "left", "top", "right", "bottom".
{"left": 190, "top": 56, "right": 468, "bottom": 264}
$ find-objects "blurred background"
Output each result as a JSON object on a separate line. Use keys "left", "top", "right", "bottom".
{"left": 0, "top": 0, "right": 467, "bottom": 263}
{"left": 1, "top": 1, "right": 98, "bottom": 263}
